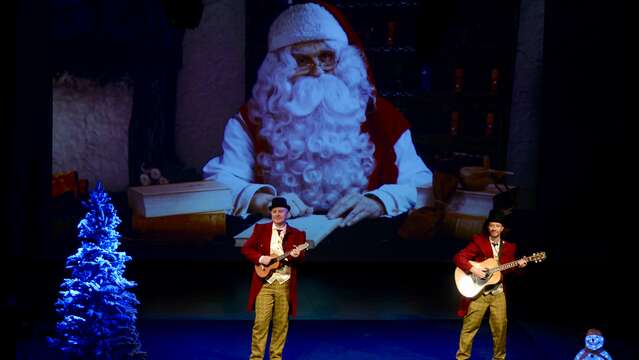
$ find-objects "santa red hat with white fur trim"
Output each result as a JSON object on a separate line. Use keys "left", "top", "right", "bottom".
{"left": 268, "top": 3, "right": 349, "bottom": 52}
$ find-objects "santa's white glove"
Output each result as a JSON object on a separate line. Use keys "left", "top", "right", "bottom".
{"left": 280, "top": 192, "right": 313, "bottom": 218}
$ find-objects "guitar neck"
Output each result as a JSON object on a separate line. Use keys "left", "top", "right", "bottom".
{"left": 494, "top": 255, "right": 534, "bottom": 272}
{"left": 274, "top": 243, "right": 308, "bottom": 262}
{"left": 275, "top": 251, "right": 291, "bottom": 262}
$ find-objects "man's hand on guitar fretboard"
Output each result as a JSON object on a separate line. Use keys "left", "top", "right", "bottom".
{"left": 290, "top": 246, "right": 302, "bottom": 258}
{"left": 517, "top": 258, "right": 527, "bottom": 267}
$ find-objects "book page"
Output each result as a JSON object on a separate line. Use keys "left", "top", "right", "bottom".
{"left": 234, "top": 215, "right": 343, "bottom": 248}
{"left": 127, "top": 181, "right": 232, "bottom": 217}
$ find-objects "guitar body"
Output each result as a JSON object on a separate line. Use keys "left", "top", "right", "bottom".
{"left": 454, "top": 258, "right": 502, "bottom": 298}
{"left": 453, "top": 251, "right": 545, "bottom": 298}
{"left": 255, "top": 260, "right": 282, "bottom": 279}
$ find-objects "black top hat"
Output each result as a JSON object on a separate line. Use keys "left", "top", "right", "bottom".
{"left": 486, "top": 208, "right": 510, "bottom": 226}
{"left": 269, "top": 196, "right": 291, "bottom": 211}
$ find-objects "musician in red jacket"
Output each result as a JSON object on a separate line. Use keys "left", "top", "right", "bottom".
{"left": 453, "top": 209, "right": 527, "bottom": 360}
{"left": 241, "top": 196, "right": 306, "bottom": 360}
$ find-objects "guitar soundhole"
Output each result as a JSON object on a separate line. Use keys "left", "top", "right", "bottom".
{"left": 472, "top": 275, "right": 487, "bottom": 284}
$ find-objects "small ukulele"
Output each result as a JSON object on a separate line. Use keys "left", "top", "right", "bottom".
{"left": 254, "top": 242, "right": 310, "bottom": 279}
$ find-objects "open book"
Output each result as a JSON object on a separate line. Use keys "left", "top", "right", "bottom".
{"left": 234, "top": 214, "right": 343, "bottom": 248}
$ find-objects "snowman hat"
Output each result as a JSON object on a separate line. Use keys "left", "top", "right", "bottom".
{"left": 586, "top": 328, "right": 603, "bottom": 337}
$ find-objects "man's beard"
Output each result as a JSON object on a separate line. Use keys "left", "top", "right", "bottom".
{"left": 256, "top": 73, "right": 375, "bottom": 211}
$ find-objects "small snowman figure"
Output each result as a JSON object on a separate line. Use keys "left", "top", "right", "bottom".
{"left": 574, "top": 328, "right": 612, "bottom": 360}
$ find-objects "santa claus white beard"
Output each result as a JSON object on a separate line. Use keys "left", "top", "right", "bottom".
{"left": 256, "top": 73, "right": 376, "bottom": 211}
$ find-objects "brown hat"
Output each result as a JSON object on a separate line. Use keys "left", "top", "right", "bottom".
{"left": 586, "top": 328, "right": 603, "bottom": 337}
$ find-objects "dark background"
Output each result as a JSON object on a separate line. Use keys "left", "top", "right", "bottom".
{"left": 9, "top": 0, "right": 625, "bottom": 357}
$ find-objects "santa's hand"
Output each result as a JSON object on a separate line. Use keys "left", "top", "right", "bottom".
{"left": 249, "top": 192, "right": 275, "bottom": 217}
{"left": 280, "top": 193, "right": 313, "bottom": 218}
{"left": 327, "top": 193, "right": 360, "bottom": 219}
{"left": 328, "top": 193, "right": 384, "bottom": 227}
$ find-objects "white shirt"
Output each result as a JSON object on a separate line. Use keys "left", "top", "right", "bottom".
{"left": 203, "top": 115, "right": 433, "bottom": 217}
{"left": 265, "top": 223, "right": 290, "bottom": 284}
{"left": 490, "top": 239, "right": 501, "bottom": 259}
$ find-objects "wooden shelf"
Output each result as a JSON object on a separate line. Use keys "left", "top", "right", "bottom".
{"left": 365, "top": 46, "right": 417, "bottom": 54}
{"left": 377, "top": 88, "right": 502, "bottom": 97}
{"left": 336, "top": 1, "right": 420, "bottom": 9}
{"left": 413, "top": 134, "right": 498, "bottom": 147}
{"left": 389, "top": 92, "right": 500, "bottom": 101}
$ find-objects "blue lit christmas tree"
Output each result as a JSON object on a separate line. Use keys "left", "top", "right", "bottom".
{"left": 49, "top": 182, "right": 145, "bottom": 359}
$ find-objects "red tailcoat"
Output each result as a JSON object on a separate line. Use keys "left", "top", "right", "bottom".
{"left": 453, "top": 233, "right": 517, "bottom": 317}
{"left": 241, "top": 222, "right": 306, "bottom": 317}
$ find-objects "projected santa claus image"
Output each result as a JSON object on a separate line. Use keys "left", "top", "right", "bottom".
{"left": 203, "top": 3, "right": 432, "bottom": 229}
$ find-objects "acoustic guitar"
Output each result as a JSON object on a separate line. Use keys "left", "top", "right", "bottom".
{"left": 254, "top": 242, "right": 310, "bottom": 279}
{"left": 454, "top": 251, "right": 546, "bottom": 298}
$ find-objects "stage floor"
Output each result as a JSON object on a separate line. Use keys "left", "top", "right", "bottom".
{"left": 17, "top": 319, "right": 631, "bottom": 359}
{"left": 13, "top": 256, "right": 626, "bottom": 358}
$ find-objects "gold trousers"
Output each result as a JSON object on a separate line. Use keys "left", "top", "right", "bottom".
{"left": 250, "top": 281, "right": 290, "bottom": 360}
{"left": 456, "top": 291, "right": 507, "bottom": 360}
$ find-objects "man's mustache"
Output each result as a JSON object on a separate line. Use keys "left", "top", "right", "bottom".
{"left": 282, "top": 74, "right": 361, "bottom": 118}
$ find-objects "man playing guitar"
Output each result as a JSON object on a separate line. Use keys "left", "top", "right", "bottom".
{"left": 453, "top": 209, "right": 527, "bottom": 360}
{"left": 241, "top": 196, "right": 306, "bottom": 360}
